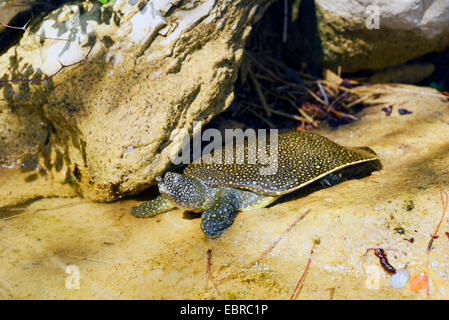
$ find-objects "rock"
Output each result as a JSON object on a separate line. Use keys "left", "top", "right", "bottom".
{"left": 296, "top": 0, "right": 449, "bottom": 72}
{"left": 0, "top": 0, "right": 272, "bottom": 205}
{"left": 369, "top": 63, "right": 435, "bottom": 84}
{"left": 1, "top": 84, "right": 448, "bottom": 299}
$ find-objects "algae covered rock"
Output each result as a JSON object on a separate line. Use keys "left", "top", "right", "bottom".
{"left": 0, "top": 0, "right": 272, "bottom": 204}
{"left": 296, "top": 0, "right": 449, "bottom": 72}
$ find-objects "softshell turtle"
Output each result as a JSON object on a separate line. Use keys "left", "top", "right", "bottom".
{"left": 132, "top": 130, "right": 380, "bottom": 238}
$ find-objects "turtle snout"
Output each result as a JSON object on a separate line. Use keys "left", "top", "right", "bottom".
{"left": 158, "top": 183, "right": 168, "bottom": 194}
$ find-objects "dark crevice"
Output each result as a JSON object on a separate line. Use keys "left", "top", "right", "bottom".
{"left": 0, "top": 1, "right": 74, "bottom": 56}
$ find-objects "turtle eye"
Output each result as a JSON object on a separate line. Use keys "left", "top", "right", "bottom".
{"left": 163, "top": 172, "right": 183, "bottom": 187}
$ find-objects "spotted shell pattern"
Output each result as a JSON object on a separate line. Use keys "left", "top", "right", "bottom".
{"left": 183, "top": 131, "right": 378, "bottom": 196}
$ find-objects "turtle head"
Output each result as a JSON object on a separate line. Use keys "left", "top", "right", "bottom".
{"left": 157, "top": 172, "right": 208, "bottom": 211}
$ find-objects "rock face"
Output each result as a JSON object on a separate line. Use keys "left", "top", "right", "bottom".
{"left": 0, "top": 0, "right": 271, "bottom": 204}
{"left": 296, "top": 0, "right": 449, "bottom": 72}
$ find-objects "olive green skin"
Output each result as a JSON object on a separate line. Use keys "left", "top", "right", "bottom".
{"left": 132, "top": 131, "right": 380, "bottom": 238}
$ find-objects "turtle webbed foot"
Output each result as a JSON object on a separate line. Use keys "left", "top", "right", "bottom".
{"left": 319, "top": 172, "right": 344, "bottom": 187}
{"left": 131, "top": 194, "right": 175, "bottom": 218}
{"left": 200, "top": 190, "right": 240, "bottom": 238}
{"left": 201, "top": 210, "right": 238, "bottom": 238}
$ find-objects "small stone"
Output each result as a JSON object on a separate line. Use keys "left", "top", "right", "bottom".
{"left": 391, "top": 267, "right": 410, "bottom": 289}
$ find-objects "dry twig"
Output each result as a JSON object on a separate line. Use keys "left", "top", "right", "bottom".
{"left": 290, "top": 241, "right": 317, "bottom": 300}
{"left": 206, "top": 249, "right": 222, "bottom": 297}
{"left": 215, "top": 208, "right": 312, "bottom": 285}
{"left": 0, "top": 21, "right": 69, "bottom": 41}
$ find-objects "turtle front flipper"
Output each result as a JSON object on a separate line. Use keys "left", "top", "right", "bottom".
{"left": 131, "top": 194, "right": 175, "bottom": 218}
{"left": 200, "top": 189, "right": 241, "bottom": 238}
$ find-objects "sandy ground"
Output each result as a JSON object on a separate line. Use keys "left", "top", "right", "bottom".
{"left": 0, "top": 84, "right": 448, "bottom": 299}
